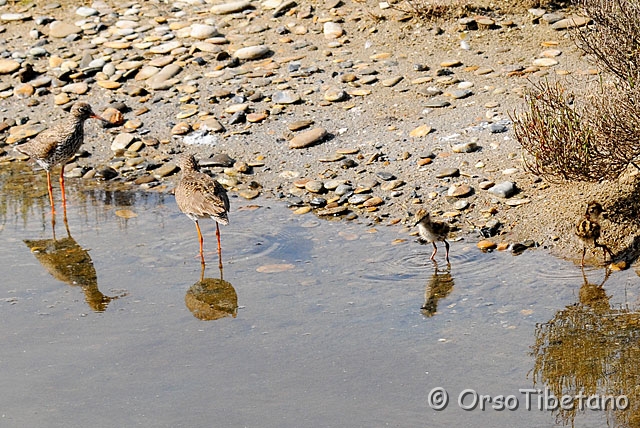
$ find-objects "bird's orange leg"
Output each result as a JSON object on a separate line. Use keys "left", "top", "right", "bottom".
{"left": 430, "top": 242, "right": 437, "bottom": 261}
{"left": 444, "top": 240, "right": 450, "bottom": 263}
{"left": 46, "top": 170, "right": 55, "bottom": 213}
{"left": 216, "top": 223, "right": 223, "bottom": 269}
{"left": 216, "top": 223, "right": 222, "bottom": 254}
{"left": 195, "top": 220, "right": 205, "bottom": 265}
{"left": 59, "top": 164, "right": 67, "bottom": 208}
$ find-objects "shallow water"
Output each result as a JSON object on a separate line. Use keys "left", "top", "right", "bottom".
{"left": 1, "top": 163, "right": 640, "bottom": 428}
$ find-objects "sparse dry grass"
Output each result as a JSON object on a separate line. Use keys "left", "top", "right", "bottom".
{"left": 513, "top": 0, "right": 640, "bottom": 183}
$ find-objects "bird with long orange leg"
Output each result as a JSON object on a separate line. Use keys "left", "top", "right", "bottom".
{"left": 175, "top": 154, "right": 230, "bottom": 268}
{"left": 15, "top": 102, "right": 107, "bottom": 212}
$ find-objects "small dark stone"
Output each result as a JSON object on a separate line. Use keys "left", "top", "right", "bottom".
{"left": 489, "top": 122, "right": 508, "bottom": 133}
{"left": 286, "top": 196, "right": 305, "bottom": 207}
{"left": 376, "top": 171, "right": 396, "bottom": 181}
{"left": 95, "top": 166, "right": 118, "bottom": 180}
{"left": 436, "top": 168, "right": 459, "bottom": 179}
{"left": 204, "top": 153, "right": 235, "bottom": 168}
{"left": 511, "top": 243, "right": 528, "bottom": 255}
{"left": 309, "top": 197, "right": 327, "bottom": 207}
{"left": 341, "top": 159, "right": 357, "bottom": 169}
{"left": 480, "top": 219, "right": 501, "bottom": 238}
{"left": 228, "top": 111, "right": 246, "bottom": 125}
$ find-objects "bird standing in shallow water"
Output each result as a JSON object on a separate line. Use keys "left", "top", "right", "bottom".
{"left": 575, "top": 201, "right": 613, "bottom": 267}
{"left": 413, "top": 208, "right": 451, "bottom": 262}
{"left": 175, "top": 154, "right": 230, "bottom": 267}
{"left": 15, "top": 102, "right": 107, "bottom": 212}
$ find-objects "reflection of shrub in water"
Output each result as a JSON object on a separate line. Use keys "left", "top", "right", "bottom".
{"left": 531, "top": 269, "right": 640, "bottom": 426}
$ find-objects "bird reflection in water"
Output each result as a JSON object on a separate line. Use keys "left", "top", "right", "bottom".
{"left": 421, "top": 261, "right": 454, "bottom": 317}
{"left": 578, "top": 265, "right": 611, "bottom": 314}
{"left": 23, "top": 215, "right": 125, "bottom": 312}
{"left": 185, "top": 264, "right": 238, "bottom": 321}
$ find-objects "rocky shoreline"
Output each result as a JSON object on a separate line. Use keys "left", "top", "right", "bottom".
{"left": 2, "top": 0, "right": 630, "bottom": 266}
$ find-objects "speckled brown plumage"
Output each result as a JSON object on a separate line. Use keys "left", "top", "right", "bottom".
{"left": 575, "top": 201, "right": 613, "bottom": 266}
{"left": 16, "top": 102, "right": 106, "bottom": 210}
{"left": 413, "top": 208, "right": 451, "bottom": 262}
{"left": 175, "top": 154, "right": 230, "bottom": 266}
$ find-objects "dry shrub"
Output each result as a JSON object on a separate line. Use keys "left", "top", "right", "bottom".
{"left": 573, "top": 0, "right": 640, "bottom": 88}
{"left": 384, "top": 0, "right": 564, "bottom": 20}
{"left": 514, "top": 0, "right": 640, "bottom": 183}
{"left": 385, "top": 0, "right": 473, "bottom": 20}
{"left": 514, "top": 80, "right": 640, "bottom": 182}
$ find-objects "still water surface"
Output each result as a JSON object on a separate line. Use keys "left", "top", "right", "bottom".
{"left": 1, "top": 163, "right": 639, "bottom": 427}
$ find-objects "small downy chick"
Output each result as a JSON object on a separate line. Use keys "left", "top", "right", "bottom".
{"left": 575, "top": 201, "right": 613, "bottom": 266}
{"left": 413, "top": 209, "right": 451, "bottom": 262}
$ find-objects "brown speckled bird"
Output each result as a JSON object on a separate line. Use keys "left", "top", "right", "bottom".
{"left": 175, "top": 154, "right": 230, "bottom": 266}
{"left": 413, "top": 208, "right": 451, "bottom": 262}
{"left": 16, "top": 102, "right": 107, "bottom": 210}
{"left": 575, "top": 201, "right": 613, "bottom": 266}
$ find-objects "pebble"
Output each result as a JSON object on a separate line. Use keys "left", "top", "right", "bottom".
{"left": 382, "top": 76, "right": 403, "bottom": 87}
{"left": 305, "top": 180, "right": 324, "bottom": 193}
{"left": 452, "top": 142, "right": 478, "bottom": 153}
{"left": 532, "top": 58, "right": 558, "bottom": 67}
{"left": 6, "top": 123, "right": 45, "bottom": 145}
{"left": 324, "top": 87, "right": 347, "bottom": 102}
{"left": 316, "top": 206, "right": 348, "bottom": 216}
{"left": 289, "top": 127, "right": 327, "bottom": 149}
{"left": 363, "top": 196, "right": 384, "bottom": 207}
{"left": 436, "top": 168, "right": 459, "bottom": 178}
{"left": 505, "top": 198, "right": 531, "bottom": 206}
{"left": 49, "top": 21, "right": 81, "bottom": 38}
{"left": 0, "top": 59, "right": 20, "bottom": 74}
{"left": 489, "top": 123, "right": 508, "bottom": 133}
{"left": 453, "top": 200, "right": 469, "bottom": 210}
{"left": 172, "top": 122, "right": 192, "bottom": 135}
{"left": 111, "top": 133, "right": 135, "bottom": 152}
{"left": 447, "top": 184, "right": 473, "bottom": 197}
{"left": 445, "top": 89, "right": 472, "bottom": 99}
{"left": 288, "top": 120, "right": 314, "bottom": 131}
{"left": 207, "top": 154, "right": 235, "bottom": 167}
{"left": 323, "top": 22, "right": 344, "bottom": 39}
{"left": 477, "top": 240, "right": 497, "bottom": 251}
{"left": 380, "top": 180, "right": 404, "bottom": 191}
{"left": 376, "top": 172, "right": 396, "bottom": 181}
{"left": 211, "top": 0, "right": 252, "bottom": 14}
{"left": 551, "top": 16, "right": 590, "bottom": 30}
{"left": 190, "top": 24, "right": 219, "bottom": 40}
{"left": 239, "top": 189, "right": 260, "bottom": 200}
{"left": 479, "top": 181, "right": 495, "bottom": 190}
{"left": 272, "top": 90, "right": 300, "bottom": 104}
{"left": 334, "top": 184, "right": 353, "bottom": 196}
{"left": 348, "top": 194, "right": 371, "bottom": 205}
{"left": 488, "top": 181, "right": 516, "bottom": 198}
{"left": 424, "top": 100, "right": 450, "bottom": 108}
{"left": 310, "top": 197, "right": 327, "bottom": 207}
{"left": 409, "top": 124, "right": 433, "bottom": 137}
{"left": 233, "top": 45, "right": 271, "bottom": 60}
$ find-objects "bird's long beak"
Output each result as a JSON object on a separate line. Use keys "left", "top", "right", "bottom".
{"left": 91, "top": 113, "right": 110, "bottom": 123}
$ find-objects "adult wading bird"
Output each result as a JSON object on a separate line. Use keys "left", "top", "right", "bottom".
{"left": 575, "top": 201, "right": 613, "bottom": 267}
{"left": 175, "top": 154, "right": 230, "bottom": 267}
{"left": 16, "top": 102, "right": 107, "bottom": 211}
{"left": 413, "top": 208, "right": 451, "bottom": 263}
